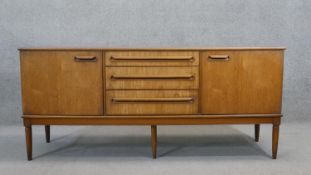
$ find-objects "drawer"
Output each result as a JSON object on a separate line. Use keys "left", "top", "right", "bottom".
{"left": 105, "top": 51, "right": 199, "bottom": 66}
{"left": 106, "top": 90, "right": 198, "bottom": 115}
{"left": 106, "top": 67, "right": 199, "bottom": 89}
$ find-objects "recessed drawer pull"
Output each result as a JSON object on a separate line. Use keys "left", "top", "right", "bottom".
{"left": 208, "top": 55, "right": 230, "bottom": 60}
{"left": 111, "top": 75, "right": 195, "bottom": 80}
{"left": 74, "top": 56, "right": 97, "bottom": 62}
{"left": 111, "top": 97, "right": 194, "bottom": 103}
{"left": 110, "top": 56, "right": 194, "bottom": 62}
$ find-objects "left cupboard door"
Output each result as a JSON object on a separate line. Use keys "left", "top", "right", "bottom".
{"left": 20, "top": 51, "right": 104, "bottom": 115}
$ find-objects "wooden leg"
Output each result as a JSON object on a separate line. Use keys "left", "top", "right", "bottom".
{"left": 255, "top": 124, "right": 260, "bottom": 142}
{"left": 272, "top": 124, "right": 280, "bottom": 159}
{"left": 25, "top": 126, "right": 32, "bottom": 161}
{"left": 45, "top": 125, "right": 50, "bottom": 143}
{"left": 151, "top": 125, "right": 157, "bottom": 159}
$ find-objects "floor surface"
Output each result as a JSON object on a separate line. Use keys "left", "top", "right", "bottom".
{"left": 0, "top": 122, "right": 310, "bottom": 175}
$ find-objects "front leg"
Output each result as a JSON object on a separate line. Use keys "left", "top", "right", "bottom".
{"left": 151, "top": 125, "right": 157, "bottom": 159}
{"left": 272, "top": 122, "right": 280, "bottom": 159}
{"left": 272, "top": 124, "right": 280, "bottom": 159}
{"left": 255, "top": 124, "right": 260, "bottom": 142}
{"left": 24, "top": 119, "right": 32, "bottom": 161}
{"left": 45, "top": 125, "right": 50, "bottom": 143}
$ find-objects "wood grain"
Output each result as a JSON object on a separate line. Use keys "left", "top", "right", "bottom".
{"left": 20, "top": 51, "right": 103, "bottom": 115}
{"left": 201, "top": 50, "right": 284, "bottom": 114}
{"left": 20, "top": 48, "right": 284, "bottom": 160}
{"left": 23, "top": 116, "right": 280, "bottom": 125}
{"left": 19, "top": 47, "right": 286, "bottom": 51}
{"left": 105, "top": 51, "right": 199, "bottom": 66}
{"left": 23, "top": 114, "right": 282, "bottom": 119}
{"left": 106, "top": 90, "right": 198, "bottom": 115}
{"left": 106, "top": 66, "right": 198, "bottom": 90}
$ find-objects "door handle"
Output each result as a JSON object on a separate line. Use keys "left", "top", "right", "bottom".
{"left": 74, "top": 56, "right": 97, "bottom": 62}
{"left": 111, "top": 97, "right": 195, "bottom": 103}
{"left": 110, "top": 56, "right": 194, "bottom": 62}
{"left": 208, "top": 55, "right": 230, "bottom": 60}
{"left": 110, "top": 75, "right": 195, "bottom": 80}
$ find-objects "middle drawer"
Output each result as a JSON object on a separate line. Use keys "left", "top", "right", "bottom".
{"left": 105, "top": 67, "right": 199, "bottom": 89}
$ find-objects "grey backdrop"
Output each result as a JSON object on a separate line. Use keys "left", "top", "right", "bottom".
{"left": 0, "top": 0, "right": 310, "bottom": 124}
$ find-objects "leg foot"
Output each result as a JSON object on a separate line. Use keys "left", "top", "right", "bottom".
{"left": 272, "top": 124, "right": 280, "bottom": 159}
{"left": 151, "top": 125, "right": 157, "bottom": 159}
{"left": 25, "top": 126, "right": 32, "bottom": 161}
{"left": 45, "top": 125, "right": 50, "bottom": 143}
{"left": 255, "top": 124, "right": 260, "bottom": 142}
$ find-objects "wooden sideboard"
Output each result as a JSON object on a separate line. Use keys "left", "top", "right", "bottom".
{"left": 19, "top": 47, "right": 285, "bottom": 160}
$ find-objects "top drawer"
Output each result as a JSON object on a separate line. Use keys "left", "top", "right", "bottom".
{"left": 105, "top": 51, "right": 199, "bottom": 66}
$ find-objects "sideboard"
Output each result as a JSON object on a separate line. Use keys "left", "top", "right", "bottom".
{"left": 19, "top": 47, "right": 285, "bottom": 160}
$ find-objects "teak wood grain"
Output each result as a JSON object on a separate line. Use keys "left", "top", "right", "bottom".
{"left": 105, "top": 66, "right": 199, "bottom": 90}
{"left": 19, "top": 48, "right": 284, "bottom": 160}
{"left": 105, "top": 51, "right": 199, "bottom": 66}
{"left": 106, "top": 90, "right": 198, "bottom": 115}
{"left": 201, "top": 50, "right": 284, "bottom": 114}
{"left": 20, "top": 51, "right": 103, "bottom": 115}
{"left": 19, "top": 47, "right": 285, "bottom": 51}
{"left": 23, "top": 115, "right": 281, "bottom": 125}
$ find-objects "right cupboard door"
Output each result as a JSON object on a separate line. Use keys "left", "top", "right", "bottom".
{"left": 201, "top": 50, "right": 284, "bottom": 114}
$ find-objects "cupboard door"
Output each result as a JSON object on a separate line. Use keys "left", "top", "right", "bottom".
{"left": 20, "top": 51, "right": 103, "bottom": 115}
{"left": 201, "top": 50, "right": 284, "bottom": 114}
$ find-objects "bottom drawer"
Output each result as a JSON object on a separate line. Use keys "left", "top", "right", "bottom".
{"left": 106, "top": 90, "right": 198, "bottom": 115}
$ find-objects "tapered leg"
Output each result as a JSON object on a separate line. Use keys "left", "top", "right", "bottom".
{"left": 272, "top": 124, "right": 280, "bottom": 159}
{"left": 151, "top": 125, "right": 157, "bottom": 159}
{"left": 45, "top": 125, "right": 50, "bottom": 143}
{"left": 25, "top": 126, "right": 32, "bottom": 161}
{"left": 255, "top": 124, "right": 260, "bottom": 142}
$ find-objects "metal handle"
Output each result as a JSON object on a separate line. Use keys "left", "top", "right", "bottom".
{"left": 111, "top": 97, "right": 194, "bottom": 103}
{"left": 110, "top": 56, "right": 194, "bottom": 62}
{"left": 110, "top": 75, "right": 195, "bottom": 80}
{"left": 74, "top": 56, "right": 97, "bottom": 62}
{"left": 208, "top": 55, "right": 230, "bottom": 60}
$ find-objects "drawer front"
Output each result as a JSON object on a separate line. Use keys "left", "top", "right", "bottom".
{"left": 201, "top": 50, "right": 284, "bottom": 114}
{"left": 20, "top": 51, "right": 103, "bottom": 115}
{"left": 105, "top": 51, "right": 199, "bottom": 66}
{"left": 106, "top": 67, "right": 199, "bottom": 89}
{"left": 106, "top": 90, "right": 198, "bottom": 115}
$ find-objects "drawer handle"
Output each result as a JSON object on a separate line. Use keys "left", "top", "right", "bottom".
{"left": 110, "top": 56, "right": 194, "bottom": 62}
{"left": 111, "top": 75, "right": 195, "bottom": 80}
{"left": 208, "top": 55, "right": 230, "bottom": 60}
{"left": 74, "top": 56, "right": 97, "bottom": 62}
{"left": 111, "top": 97, "right": 194, "bottom": 103}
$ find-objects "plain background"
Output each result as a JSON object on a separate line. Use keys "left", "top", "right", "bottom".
{"left": 0, "top": 0, "right": 310, "bottom": 124}
{"left": 1, "top": 1, "right": 311, "bottom": 175}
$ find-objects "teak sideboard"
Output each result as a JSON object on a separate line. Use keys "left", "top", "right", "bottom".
{"left": 19, "top": 47, "right": 285, "bottom": 160}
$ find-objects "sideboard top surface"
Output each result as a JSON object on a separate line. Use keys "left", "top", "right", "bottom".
{"left": 18, "top": 47, "right": 286, "bottom": 51}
